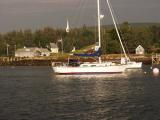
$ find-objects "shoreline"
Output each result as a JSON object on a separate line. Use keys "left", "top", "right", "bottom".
{"left": 0, "top": 54, "right": 152, "bottom": 66}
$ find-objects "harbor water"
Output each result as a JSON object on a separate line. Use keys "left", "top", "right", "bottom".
{"left": 0, "top": 65, "right": 160, "bottom": 120}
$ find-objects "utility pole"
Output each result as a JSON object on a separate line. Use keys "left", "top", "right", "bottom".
{"left": 14, "top": 44, "right": 16, "bottom": 51}
{"left": 58, "top": 38, "right": 63, "bottom": 54}
{"left": 6, "top": 44, "right": 9, "bottom": 56}
{"left": 61, "top": 38, "right": 63, "bottom": 54}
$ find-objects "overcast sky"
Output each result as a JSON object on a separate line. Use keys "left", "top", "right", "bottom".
{"left": 0, "top": 0, "right": 159, "bottom": 33}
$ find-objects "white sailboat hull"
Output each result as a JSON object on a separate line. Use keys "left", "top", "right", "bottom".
{"left": 121, "top": 58, "right": 142, "bottom": 69}
{"left": 125, "top": 62, "right": 142, "bottom": 69}
{"left": 53, "top": 64, "right": 126, "bottom": 75}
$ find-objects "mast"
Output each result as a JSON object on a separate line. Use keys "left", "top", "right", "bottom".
{"left": 106, "top": 0, "right": 130, "bottom": 61}
{"left": 97, "top": 0, "right": 101, "bottom": 48}
{"left": 97, "top": 0, "right": 102, "bottom": 63}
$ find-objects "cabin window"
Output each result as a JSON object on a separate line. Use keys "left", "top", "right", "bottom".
{"left": 91, "top": 65, "right": 96, "bottom": 67}
{"left": 82, "top": 65, "right": 88, "bottom": 67}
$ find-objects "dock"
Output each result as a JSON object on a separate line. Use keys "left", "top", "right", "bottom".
{"left": 152, "top": 54, "right": 160, "bottom": 64}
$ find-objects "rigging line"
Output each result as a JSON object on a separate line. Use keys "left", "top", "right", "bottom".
{"left": 79, "top": 0, "right": 86, "bottom": 27}
{"left": 95, "top": 18, "right": 97, "bottom": 44}
{"left": 108, "top": 0, "right": 131, "bottom": 56}
{"left": 80, "top": 0, "right": 89, "bottom": 27}
{"left": 77, "top": 0, "right": 90, "bottom": 28}
{"left": 83, "top": 0, "right": 93, "bottom": 27}
{"left": 106, "top": 0, "right": 130, "bottom": 56}
{"left": 105, "top": 0, "right": 129, "bottom": 60}
{"left": 112, "top": 16, "right": 131, "bottom": 57}
{"left": 70, "top": 0, "right": 84, "bottom": 48}
{"left": 73, "top": 0, "right": 84, "bottom": 28}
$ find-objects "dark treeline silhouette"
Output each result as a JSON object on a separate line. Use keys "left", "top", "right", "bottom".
{"left": 0, "top": 22, "right": 160, "bottom": 56}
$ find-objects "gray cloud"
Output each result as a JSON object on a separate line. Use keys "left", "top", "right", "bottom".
{"left": 0, "top": 0, "right": 159, "bottom": 33}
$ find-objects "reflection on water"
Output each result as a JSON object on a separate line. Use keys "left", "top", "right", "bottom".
{"left": 53, "top": 73, "right": 128, "bottom": 80}
{"left": 50, "top": 65, "right": 160, "bottom": 119}
{"left": 0, "top": 65, "right": 160, "bottom": 120}
{"left": 126, "top": 68, "right": 144, "bottom": 76}
{"left": 52, "top": 65, "right": 160, "bottom": 80}
{"left": 52, "top": 68, "right": 144, "bottom": 81}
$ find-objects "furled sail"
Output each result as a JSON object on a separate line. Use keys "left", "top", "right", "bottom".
{"left": 73, "top": 48, "right": 101, "bottom": 57}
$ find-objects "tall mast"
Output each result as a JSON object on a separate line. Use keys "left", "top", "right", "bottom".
{"left": 97, "top": 0, "right": 101, "bottom": 48}
{"left": 97, "top": 0, "right": 102, "bottom": 63}
{"left": 106, "top": 0, "right": 130, "bottom": 61}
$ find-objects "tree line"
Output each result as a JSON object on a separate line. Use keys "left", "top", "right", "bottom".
{"left": 0, "top": 22, "right": 160, "bottom": 56}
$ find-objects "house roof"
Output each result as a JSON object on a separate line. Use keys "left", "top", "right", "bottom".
{"left": 16, "top": 47, "right": 50, "bottom": 53}
{"left": 50, "top": 43, "right": 58, "bottom": 48}
{"left": 38, "top": 48, "right": 50, "bottom": 53}
{"left": 136, "top": 45, "right": 144, "bottom": 50}
{"left": 16, "top": 47, "right": 39, "bottom": 52}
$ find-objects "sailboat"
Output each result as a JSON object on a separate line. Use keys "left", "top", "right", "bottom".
{"left": 52, "top": 0, "right": 127, "bottom": 75}
{"left": 106, "top": 0, "right": 142, "bottom": 69}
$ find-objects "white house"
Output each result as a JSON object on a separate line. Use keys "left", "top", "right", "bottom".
{"left": 15, "top": 47, "right": 50, "bottom": 57}
{"left": 39, "top": 48, "right": 50, "bottom": 56}
{"left": 15, "top": 47, "right": 40, "bottom": 57}
{"left": 50, "top": 43, "right": 58, "bottom": 53}
{"left": 135, "top": 45, "right": 145, "bottom": 55}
